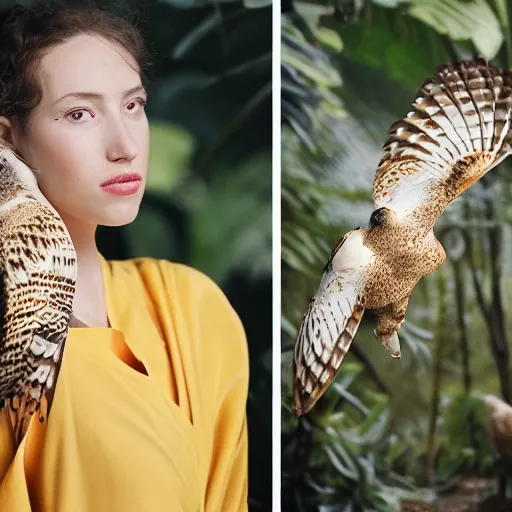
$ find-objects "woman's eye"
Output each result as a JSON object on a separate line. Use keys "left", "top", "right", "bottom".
{"left": 65, "top": 98, "right": 146, "bottom": 123}
{"left": 66, "top": 110, "right": 93, "bottom": 123}
{"left": 127, "top": 98, "right": 147, "bottom": 112}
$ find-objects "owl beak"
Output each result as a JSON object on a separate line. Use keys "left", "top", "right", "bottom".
{"left": 374, "top": 329, "right": 401, "bottom": 358}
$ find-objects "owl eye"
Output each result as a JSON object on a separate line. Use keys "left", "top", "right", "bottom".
{"left": 369, "top": 207, "right": 387, "bottom": 227}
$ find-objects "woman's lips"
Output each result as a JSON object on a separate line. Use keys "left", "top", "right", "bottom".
{"left": 100, "top": 173, "right": 142, "bottom": 196}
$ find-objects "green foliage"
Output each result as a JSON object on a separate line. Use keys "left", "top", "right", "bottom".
{"left": 437, "top": 392, "right": 494, "bottom": 479}
{"left": 281, "top": 5, "right": 346, "bottom": 152}
{"left": 282, "top": 0, "right": 510, "bottom": 508}
{"left": 146, "top": 122, "right": 194, "bottom": 194}
{"left": 377, "top": 0, "right": 504, "bottom": 61}
{"left": 283, "top": 362, "right": 417, "bottom": 511}
{"left": 185, "top": 153, "right": 272, "bottom": 282}
{"left": 159, "top": 0, "right": 272, "bottom": 9}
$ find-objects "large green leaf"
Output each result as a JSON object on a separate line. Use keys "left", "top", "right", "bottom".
{"left": 399, "top": 0, "right": 503, "bottom": 60}
{"left": 281, "top": 13, "right": 346, "bottom": 150}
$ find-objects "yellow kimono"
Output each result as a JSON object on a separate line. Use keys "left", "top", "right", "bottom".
{"left": 0, "top": 254, "right": 249, "bottom": 511}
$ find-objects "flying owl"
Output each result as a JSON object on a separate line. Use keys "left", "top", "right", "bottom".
{"left": 293, "top": 58, "right": 512, "bottom": 416}
{"left": 0, "top": 147, "right": 78, "bottom": 444}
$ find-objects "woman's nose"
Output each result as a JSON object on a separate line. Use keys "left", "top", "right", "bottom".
{"left": 106, "top": 118, "right": 138, "bottom": 163}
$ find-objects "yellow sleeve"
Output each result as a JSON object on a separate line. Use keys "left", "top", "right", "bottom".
{"left": 163, "top": 262, "right": 250, "bottom": 512}
{"left": 0, "top": 407, "right": 15, "bottom": 484}
{"left": 0, "top": 405, "right": 41, "bottom": 510}
{"left": 206, "top": 366, "right": 249, "bottom": 512}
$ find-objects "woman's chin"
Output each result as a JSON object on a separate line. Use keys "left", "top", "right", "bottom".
{"left": 99, "top": 203, "right": 142, "bottom": 227}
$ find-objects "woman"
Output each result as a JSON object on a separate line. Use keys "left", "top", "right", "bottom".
{"left": 0, "top": 4, "right": 249, "bottom": 511}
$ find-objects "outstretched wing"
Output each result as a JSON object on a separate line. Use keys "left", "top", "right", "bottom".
{"left": 373, "top": 58, "right": 512, "bottom": 221}
{"left": 293, "top": 229, "right": 373, "bottom": 416}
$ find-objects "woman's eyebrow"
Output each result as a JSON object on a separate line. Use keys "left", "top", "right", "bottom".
{"left": 53, "top": 85, "right": 147, "bottom": 105}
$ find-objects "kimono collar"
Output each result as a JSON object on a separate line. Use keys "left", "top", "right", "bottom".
{"left": 97, "top": 252, "right": 174, "bottom": 394}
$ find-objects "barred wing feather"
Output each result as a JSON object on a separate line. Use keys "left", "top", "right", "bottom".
{"left": 0, "top": 152, "right": 77, "bottom": 445}
{"left": 293, "top": 230, "right": 372, "bottom": 415}
{"left": 373, "top": 59, "right": 512, "bottom": 220}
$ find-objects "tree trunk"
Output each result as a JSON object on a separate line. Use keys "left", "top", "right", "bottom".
{"left": 464, "top": 206, "right": 511, "bottom": 404}
{"left": 465, "top": 201, "right": 512, "bottom": 498}
{"left": 488, "top": 222, "right": 511, "bottom": 404}
{"left": 454, "top": 260, "right": 471, "bottom": 393}
{"left": 425, "top": 271, "right": 447, "bottom": 483}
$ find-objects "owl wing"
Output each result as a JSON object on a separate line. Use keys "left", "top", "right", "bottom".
{"left": 373, "top": 58, "right": 512, "bottom": 220}
{"left": 0, "top": 158, "right": 76, "bottom": 445}
{"left": 293, "top": 229, "right": 373, "bottom": 416}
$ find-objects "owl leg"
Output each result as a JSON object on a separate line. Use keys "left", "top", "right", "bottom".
{"left": 373, "top": 295, "right": 410, "bottom": 358}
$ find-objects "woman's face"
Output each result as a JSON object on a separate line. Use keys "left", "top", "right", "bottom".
{"left": 13, "top": 33, "right": 150, "bottom": 227}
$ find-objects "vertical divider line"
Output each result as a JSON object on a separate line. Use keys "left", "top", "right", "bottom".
{"left": 272, "top": 0, "right": 282, "bottom": 509}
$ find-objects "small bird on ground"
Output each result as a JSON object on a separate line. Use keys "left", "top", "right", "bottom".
{"left": 0, "top": 147, "right": 78, "bottom": 444}
{"left": 293, "top": 58, "right": 512, "bottom": 416}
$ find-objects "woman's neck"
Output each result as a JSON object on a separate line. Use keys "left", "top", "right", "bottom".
{"left": 60, "top": 212, "right": 110, "bottom": 328}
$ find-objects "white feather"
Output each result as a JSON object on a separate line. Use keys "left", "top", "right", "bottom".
{"left": 28, "top": 364, "right": 51, "bottom": 384}
{"left": 46, "top": 366, "right": 56, "bottom": 389}
{"left": 328, "top": 229, "right": 374, "bottom": 275}
{"left": 0, "top": 195, "right": 34, "bottom": 214}
{"left": 298, "top": 230, "right": 370, "bottom": 379}
{"left": 374, "top": 170, "right": 433, "bottom": 220}
{"left": 29, "top": 334, "right": 51, "bottom": 357}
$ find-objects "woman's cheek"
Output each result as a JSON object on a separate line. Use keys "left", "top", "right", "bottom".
{"left": 37, "top": 173, "right": 67, "bottom": 209}
{"left": 37, "top": 136, "right": 92, "bottom": 184}
{"left": 36, "top": 158, "right": 87, "bottom": 208}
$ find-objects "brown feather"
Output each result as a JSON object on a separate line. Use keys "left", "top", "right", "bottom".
{"left": 0, "top": 150, "right": 77, "bottom": 445}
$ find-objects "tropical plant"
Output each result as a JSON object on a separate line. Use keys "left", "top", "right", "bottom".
{"left": 436, "top": 391, "right": 494, "bottom": 480}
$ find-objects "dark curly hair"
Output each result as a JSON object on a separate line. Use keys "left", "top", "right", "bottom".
{"left": 0, "top": 2, "right": 152, "bottom": 137}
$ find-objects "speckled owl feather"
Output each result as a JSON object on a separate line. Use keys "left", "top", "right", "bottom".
{"left": 293, "top": 58, "right": 512, "bottom": 416}
{"left": 0, "top": 148, "right": 77, "bottom": 444}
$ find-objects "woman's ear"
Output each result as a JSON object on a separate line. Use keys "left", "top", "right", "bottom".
{"left": 0, "top": 116, "right": 17, "bottom": 151}
{"left": 0, "top": 117, "right": 35, "bottom": 171}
